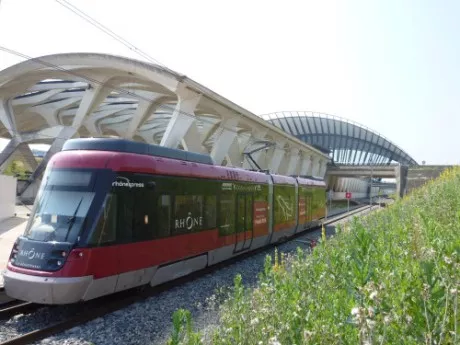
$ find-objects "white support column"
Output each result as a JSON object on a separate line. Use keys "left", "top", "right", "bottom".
{"left": 268, "top": 143, "right": 286, "bottom": 174}
{"left": 19, "top": 126, "right": 77, "bottom": 197}
{"left": 73, "top": 85, "right": 112, "bottom": 128}
{"left": 225, "top": 139, "right": 243, "bottom": 167}
{"left": 299, "top": 154, "right": 312, "bottom": 176}
{"left": 241, "top": 129, "right": 269, "bottom": 170}
{"left": 125, "top": 94, "right": 165, "bottom": 139}
{"left": 181, "top": 122, "right": 206, "bottom": 153}
{"left": 310, "top": 156, "right": 320, "bottom": 177}
{"left": 18, "top": 143, "right": 38, "bottom": 172}
{"left": 0, "top": 99, "right": 19, "bottom": 137}
{"left": 210, "top": 117, "right": 239, "bottom": 165}
{"left": 0, "top": 137, "right": 22, "bottom": 173}
{"left": 285, "top": 148, "right": 300, "bottom": 176}
{"left": 318, "top": 160, "right": 328, "bottom": 178}
{"left": 160, "top": 85, "right": 201, "bottom": 149}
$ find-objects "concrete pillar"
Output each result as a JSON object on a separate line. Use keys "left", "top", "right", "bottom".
{"left": 318, "top": 160, "right": 328, "bottom": 178}
{"left": 395, "top": 165, "right": 408, "bottom": 198}
{"left": 181, "top": 122, "right": 206, "bottom": 153}
{"left": 0, "top": 99, "right": 19, "bottom": 137}
{"left": 299, "top": 154, "right": 312, "bottom": 176}
{"left": 241, "top": 129, "right": 269, "bottom": 170}
{"left": 73, "top": 85, "right": 112, "bottom": 128}
{"left": 311, "top": 156, "right": 321, "bottom": 178}
{"left": 268, "top": 146, "right": 286, "bottom": 174}
{"left": 210, "top": 117, "right": 239, "bottom": 165}
{"left": 25, "top": 127, "right": 76, "bottom": 178}
{"left": 225, "top": 139, "right": 243, "bottom": 167}
{"left": 285, "top": 148, "right": 300, "bottom": 176}
{"left": 18, "top": 143, "right": 39, "bottom": 172}
{"left": 0, "top": 137, "right": 22, "bottom": 173}
{"left": 125, "top": 95, "right": 165, "bottom": 139}
{"left": 160, "top": 85, "right": 201, "bottom": 149}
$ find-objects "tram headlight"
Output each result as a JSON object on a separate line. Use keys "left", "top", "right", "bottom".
{"left": 61, "top": 251, "right": 67, "bottom": 257}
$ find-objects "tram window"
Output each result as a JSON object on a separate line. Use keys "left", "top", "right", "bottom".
{"left": 157, "top": 195, "right": 171, "bottom": 238}
{"left": 204, "top": 195, "right": 217, "bottom": 229}
{"left": 90, "top": 193, "right": 117, "bottom": 246}
{"left": 116, "top": 190, "right": 134, "bottom": 243}
{"left": 132, "top": 188, "right": 155, "bottom": 241}
{"left": 173, "top": 195, "right": 204, "bottom": 235}
{"left": 219, "top": 193, "right": 235, "bottom": 236}
{"left": 274, "top": 185, "right": 296, "bottom": 224}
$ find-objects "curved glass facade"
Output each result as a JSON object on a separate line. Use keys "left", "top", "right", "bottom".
{"left": 261, "top": 112, "right": 417, "bottom": 166}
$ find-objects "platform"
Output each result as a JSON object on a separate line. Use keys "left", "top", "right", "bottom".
{"left": 0, "top": 206, "right": 30, "bottom": 287}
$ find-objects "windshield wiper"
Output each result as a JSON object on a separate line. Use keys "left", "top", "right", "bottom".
{"left": 64, "top": 197, "right": 84, "bottom": 242}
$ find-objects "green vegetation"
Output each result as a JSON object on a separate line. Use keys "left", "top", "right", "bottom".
{"left": 167, "top": 167, "right": 460, "bottom": 344}
{"left": 3, "top": 160, "right": 31, "bottom": 179}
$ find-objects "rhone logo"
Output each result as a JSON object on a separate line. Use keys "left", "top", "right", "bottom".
{"left": 112, "top": 176, "right": 145, "bottom": 188}
{"left": 175, "top": 212, "right": 203, "bottom": 230}
{"left": 19, "top": 248, "right": 46, "bottom": 260}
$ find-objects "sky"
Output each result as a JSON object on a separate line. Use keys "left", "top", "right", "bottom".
{"left": 0, "top": 0, "right": 459, "bottom": 164}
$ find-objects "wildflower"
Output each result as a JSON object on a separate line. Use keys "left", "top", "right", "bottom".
{"left": 366, "top": 319, "right": 376, "bottom": 329}
{"left": 250, "top": 317, "right": 259, "bottom": 326}
{"left": 269, "top": 336, "right": 281, "bottom": 345}
{"left": 444, "top": 256, "right": 453, "bottom": 264}
{"left": 351, "top": 307, "right": 360, "bottom": 316}
{"left": 384, "top": 315, "right": 391, "bottom": 324}
{"left": 367, "top": 307, "right": 375, "bottom": 318}
{"left": 303, "top": 330, "right": 314, "bottom": 341}
{"left": 369, "top": 291, "right": 378, "bottom": 301}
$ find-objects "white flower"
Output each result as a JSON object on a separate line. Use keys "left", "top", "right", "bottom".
{"left": 250, "top": 317, "right": 259, "bottom": 326}
{"left": 269, "top": 336, "right": 281, "bottom": 345}
{"left": 351, "top": 307, "right": 360, "bottom": 316}
{"left": 369, "top": 291, "right": 378, "bottom": 301}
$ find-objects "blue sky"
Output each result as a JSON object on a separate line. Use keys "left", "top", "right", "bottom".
{"left": 0, "top": 0, "right": 459, "bottom": 164}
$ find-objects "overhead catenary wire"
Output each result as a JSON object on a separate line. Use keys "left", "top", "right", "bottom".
{"left": 55, "top": 0, "right": 166, "bottom": 67}
{"left": 54, "top": 0, "right": 214, "bottom": 99}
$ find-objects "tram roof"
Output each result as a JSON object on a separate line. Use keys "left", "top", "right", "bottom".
{"left": 62, "top": 138, "right": 214, "bottom": 165}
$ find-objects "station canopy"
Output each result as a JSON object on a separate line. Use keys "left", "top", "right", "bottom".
{"left": 261, "top": 112, "right": 417, "bottom": 166}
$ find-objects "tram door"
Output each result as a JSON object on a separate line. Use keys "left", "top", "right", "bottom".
{"left": 234, "top": 193, "right": 254, "bottom": 253}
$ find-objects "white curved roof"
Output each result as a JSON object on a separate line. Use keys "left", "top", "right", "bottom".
{"left": 0, "top": 53, "right": 330, "bottom": 191}
{"left": 262, "top": 111, "right": 417, "bottom": 166}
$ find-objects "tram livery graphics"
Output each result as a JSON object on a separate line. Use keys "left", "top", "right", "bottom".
{"left": 3, "top": 138, "right": 326, "bottom": 305}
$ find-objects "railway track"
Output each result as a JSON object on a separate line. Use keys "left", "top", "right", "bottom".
{"left": 0, "top": 301, "right": 40, "bottom": 321}
{"left": 0, "top": 204, "right": 378, "bottom": 345}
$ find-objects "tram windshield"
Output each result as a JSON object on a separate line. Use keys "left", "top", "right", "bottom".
{"left": 23, "top": 170, "right": 96, "bottom": 243}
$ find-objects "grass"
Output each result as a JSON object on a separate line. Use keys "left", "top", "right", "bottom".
{"left": 167, "top": 167, "right": 460, "bottom": 345}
